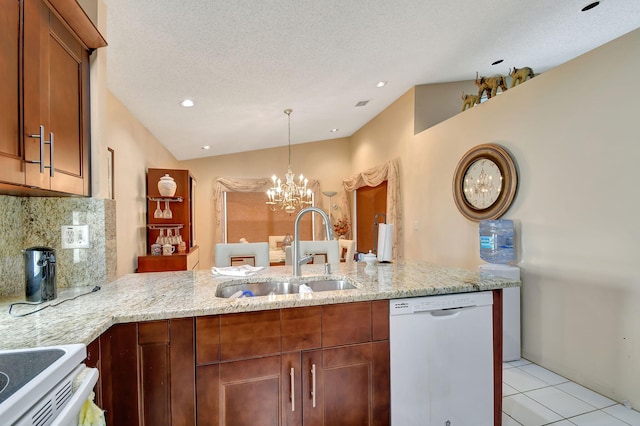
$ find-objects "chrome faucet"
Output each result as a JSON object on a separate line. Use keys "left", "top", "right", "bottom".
{"left": 292, "top": 207, "right": 334, "bottom": 277}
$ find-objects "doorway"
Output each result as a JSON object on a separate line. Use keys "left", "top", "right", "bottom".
{"left": 355, "top": 181, "right": 387, "bottom": 253}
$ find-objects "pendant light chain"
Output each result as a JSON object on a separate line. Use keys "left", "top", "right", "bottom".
{"left": 286, "top": 108, "right": 292, "bottom": 167}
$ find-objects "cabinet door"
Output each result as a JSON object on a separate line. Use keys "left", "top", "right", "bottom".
{"left": 302, "top": 342, "right": 390, "bottom": 426}
{"left": 282, "top": 352, "right": 303, "bottom": 426}
{"left": 100, "top": 319, "right": 195, "bottom": 426}
{"left": 138, "top": 321, "right": 172, "bottom": 425}
{"left": 23, "top": 0, "right": 90, "bottom": 195}
{"left": 0, "top": 0, "right": 24, "bottom": 185}
{"left": 85, "top": 338, "right": 103, "bottom": 408}
{"left": 100, "top": 323, "right": 140, "bottom": 426}
{"left": 218, "top": 355, "right": 283, "bottom": 426}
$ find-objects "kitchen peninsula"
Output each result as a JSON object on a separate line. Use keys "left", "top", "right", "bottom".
{"left": 0, "top": 261, "right": 519, "bottom": 425}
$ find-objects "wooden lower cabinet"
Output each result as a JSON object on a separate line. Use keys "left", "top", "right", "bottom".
{"left": 301, "top": 342, "right": 389, "bottom": 426}
{"left": 98, "top": 319, "right": 195, "bottom": 426}
{"left": 196, "top": 348, "right": 388, "bottom": 426}
{"left": 96, "top": 301, "right": 390, "bottom": 425}
{"left": 195, "top": 302, "right": 390, "bottom": 426}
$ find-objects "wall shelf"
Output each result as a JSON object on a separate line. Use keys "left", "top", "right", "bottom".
{"left": 148, "top": 196, "right": 184, "bottom": 203}
{"left": 138, "top": 168, "right": 198, "bottom": 272}
{"left": 147, "top": 224, "right": 184, "bottom": 230}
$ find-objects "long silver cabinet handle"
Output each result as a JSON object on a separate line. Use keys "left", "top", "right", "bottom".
{"left": 27, "top": 126, "right": 54, "bottom": 176}
{"left": 311, "top": 363, "right": 317, "bottom": 408}
{"left": 28, "top": 125, "right": 45, "bottom": 174}
{"left": 290, "top": 367, "right": 295, "bottom": 412}
{"left": 48, "top": 132, "right": 54, "bottom": 177}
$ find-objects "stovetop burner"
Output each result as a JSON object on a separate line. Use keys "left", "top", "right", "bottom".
{"left": 0, "top": 349, "right": 64, "bottom": 404}
{"left": 0, "top": 372, "right": 8, "bottom": 395}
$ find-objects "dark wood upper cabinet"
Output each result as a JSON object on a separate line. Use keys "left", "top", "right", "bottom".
{"left": 0, "top": 0, "right": 23, "bottom": 185}
{"left": 0, "top": 0, "right": 105, "bottom": 196}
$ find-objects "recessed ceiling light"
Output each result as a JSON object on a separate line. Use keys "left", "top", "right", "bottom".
{"left": 330, "top": 128, "right": 339, "bottom": 133}
{"left": 355, "top": 100, "right": 369, "bottom": 107}
{"left": 376, "top": 81, "right": 387, "bottom": 88}
{"left": 581, "top": 1, "right": 599, "bottom": 11}
{"left": 491, "top": 59, "right": 504, "bottom": 66}
{"left": 180, "top": 99, "right": 195, "bottom": 107}
{"left": 201, "top": 145, "right": 210, "bottom": 150}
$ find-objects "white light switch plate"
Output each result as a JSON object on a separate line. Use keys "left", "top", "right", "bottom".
{"left": 61, "top": 225, "right": 90, "bottom": 249}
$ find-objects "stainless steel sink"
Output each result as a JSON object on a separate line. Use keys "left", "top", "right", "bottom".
{"left": 215, "top": 278, "right": 356, "bottom": 298}
{"left": 303, "top": 279, "right": 356, "bottom": 292}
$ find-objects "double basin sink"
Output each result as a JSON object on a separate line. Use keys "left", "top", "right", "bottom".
{"left": 215, "top": 277, "right": 357, "bottom": 298}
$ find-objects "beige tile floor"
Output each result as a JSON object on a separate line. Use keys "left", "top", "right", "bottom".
{"left": 503, "top": 359, "right": 640, "bottom": 426}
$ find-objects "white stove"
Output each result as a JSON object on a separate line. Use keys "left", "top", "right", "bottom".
{"left": 0, "top": 344, "right": 98, "bottom": 426}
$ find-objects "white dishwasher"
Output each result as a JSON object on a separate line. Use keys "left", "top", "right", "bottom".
{"left": 390, "top": 291, "right": 494, "bottom": 426}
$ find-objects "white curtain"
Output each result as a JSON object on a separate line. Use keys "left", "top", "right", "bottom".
{"left": 341, "top": 160, "right": 401, "bottom": 260}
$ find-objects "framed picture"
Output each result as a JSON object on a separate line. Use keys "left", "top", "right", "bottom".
{"left": 107, "top": 148, "right": 115, "bottom": 199}
{"left": 190, "top": 175, "right": 196, "bottom": 246}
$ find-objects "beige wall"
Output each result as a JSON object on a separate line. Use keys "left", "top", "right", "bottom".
{"left": 351, "top": 29, "right": 640, "bottom": 407}
{"left": 87, "top": 0, "right": 181, "bottom": 276}
{"left": 181, "top": 138, "right": 352, "bottom": 269}
{"left": 105, "top": 92, "right": 180, "bottom": 275}
{"left": 414, "top": 79, "right": 479, "bottom": 134}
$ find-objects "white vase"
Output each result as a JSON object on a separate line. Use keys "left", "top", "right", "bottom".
{"left": 158, "top": 174, "right": 177, "bottom": 196}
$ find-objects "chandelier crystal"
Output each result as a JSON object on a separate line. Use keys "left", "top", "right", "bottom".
{"left": 266, "top": 109, "right": 313, "bottom": 214}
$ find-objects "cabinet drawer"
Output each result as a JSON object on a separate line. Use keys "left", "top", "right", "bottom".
{"left": 282, "top": 306, "right": 322, "bottom": 352}
{"left": 196, "top": 316, "right": 220, "bottom": 365}
{"left": 322, "top": 301, "right": 372, "bottom": 347}
{"left": 138, "top": 320, "right": 169, "bottom": 344}
{"left": 220, "top": 310, "right": 281, "bottom": 360}
{"left": 372, "top": 300, "right": 390, "bottom": 341}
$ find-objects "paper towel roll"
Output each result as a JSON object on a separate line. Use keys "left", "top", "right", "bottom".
{"left": 376, "top": 223, "right": 394, "bottom": 262}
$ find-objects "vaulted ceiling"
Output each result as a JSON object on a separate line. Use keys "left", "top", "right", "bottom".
{"left": 103, "top": 0, "right": 640, "bottom": 160}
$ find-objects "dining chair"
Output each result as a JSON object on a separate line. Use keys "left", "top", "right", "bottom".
{"left": 338, "top": 239, "right": 356, "bottom": 263}
{"left": 284, "top": 240, "right": 340, "bottom": 266}
{"left": 215, "top": 242, "right": 270, "bottom": 267}
{"left": 268, "top": 235, "right": 285, "bottom": 251}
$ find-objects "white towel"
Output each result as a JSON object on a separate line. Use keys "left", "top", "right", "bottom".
{"left": 78, "top": 391, "right": 106, "bottom": 426}
{"left": 211, "top": 265, "right": 265, "bottom": 276}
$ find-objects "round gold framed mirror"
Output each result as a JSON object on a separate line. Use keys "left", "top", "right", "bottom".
{"left": 452, "top": 143, "right": 518, "bottom": 221}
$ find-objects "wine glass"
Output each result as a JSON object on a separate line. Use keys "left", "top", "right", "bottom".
{"left": 156, "top": 228, "right": 165, "bottom": 245}
{"left": 154, "top": 200, "right": 163, "bottom": 218}
{"left": 163, "top": 201, "right": 173, "bottom": 219}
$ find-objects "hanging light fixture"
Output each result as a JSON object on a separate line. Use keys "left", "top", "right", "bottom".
{"left": 266, "top": 109, "right": 313, "bottom": 214}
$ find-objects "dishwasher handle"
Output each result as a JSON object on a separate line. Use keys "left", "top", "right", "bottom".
{"left": 427, "top": 305, "right": 478, "bottom": 317}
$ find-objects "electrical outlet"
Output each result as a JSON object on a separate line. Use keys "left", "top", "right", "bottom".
{"left": 61, "top": 225, "right": 90, "bottom": 249}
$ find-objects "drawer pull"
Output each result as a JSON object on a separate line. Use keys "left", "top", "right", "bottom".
{"left": 311, "top": 363, "right": 317, "bottom": 408}
{"left": 290, "top": 367, "right": 295, "bottom": 411}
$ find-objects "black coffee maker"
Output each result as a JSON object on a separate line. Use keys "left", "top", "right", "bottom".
{"left": 23, "top": 247, "right": 57, "bottom": 302}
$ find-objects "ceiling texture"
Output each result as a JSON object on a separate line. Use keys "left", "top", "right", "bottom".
{"left": 103, "top": 0, "right": 640, "bottom": 161}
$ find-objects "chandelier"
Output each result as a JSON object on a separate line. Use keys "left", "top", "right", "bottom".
{"left": 266, "top": 109, "right": 313, "bottom": 214}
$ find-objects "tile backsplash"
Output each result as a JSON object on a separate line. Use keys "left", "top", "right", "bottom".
{"left": 0, "top": 195, "right": 116, "bottom": 298}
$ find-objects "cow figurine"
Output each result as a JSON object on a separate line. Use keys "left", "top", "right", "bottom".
{"left": 509, "top": 66, "right": 535, "bottom": 87}
{"left": 475, "top": 72, "right": 508, "bottom": 99}
{"left": 461, "top": 92, "right": 480, "bottom": 111}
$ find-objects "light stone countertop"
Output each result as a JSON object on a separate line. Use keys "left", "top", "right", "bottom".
{"left": 0, "top": 261, "right": 519, "bottom": 350}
